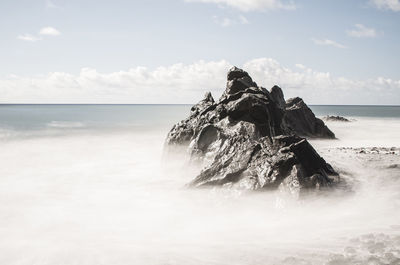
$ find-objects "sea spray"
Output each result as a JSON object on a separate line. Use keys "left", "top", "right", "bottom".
{"left": 0, "top": 105, "right": 399, "bottom": 264}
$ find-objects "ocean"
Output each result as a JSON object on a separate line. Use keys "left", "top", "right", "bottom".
{"left": 1, "top": 104, "right": 400, "bottom": 265}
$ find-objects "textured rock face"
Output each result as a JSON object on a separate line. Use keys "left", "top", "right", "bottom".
{"left": 284, "top": 97, "right": 335, "bottom": 139}
{"left": 190, "top": 133, "right": 337, "bottom": 191}
{"left": 165, "top": 67, "right": 338, "bottom": 193}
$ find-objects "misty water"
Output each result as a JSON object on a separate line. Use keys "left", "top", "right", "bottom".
{"left": 1, "top": 104, "right": 400, "bottom": 265}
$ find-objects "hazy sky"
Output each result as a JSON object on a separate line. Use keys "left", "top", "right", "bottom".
{"left": 1, "top": 0, "right": 399, "bottom": 104}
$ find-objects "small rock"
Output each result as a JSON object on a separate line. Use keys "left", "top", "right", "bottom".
{"left": 322, "top": 115, "right": 351, "bottom": 122}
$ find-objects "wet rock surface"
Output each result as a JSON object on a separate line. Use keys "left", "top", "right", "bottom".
{"left": 165, "top": 67, "right": 338, "bottom": 192}
{"left": 335, "top": 147, "right": 400, "bottom": 156}
{"left": 327, "top": 233, "right": 400, "bottom": 265}
{"left": 280, "top": 233, "right": 400, "bottom": 265}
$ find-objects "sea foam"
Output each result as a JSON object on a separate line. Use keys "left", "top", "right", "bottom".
{"left": 0, "top": 115, "right": 399, "bottom": 264}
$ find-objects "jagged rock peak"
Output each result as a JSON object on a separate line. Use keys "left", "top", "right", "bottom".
{"left": 270, "top": 85, "right": 286, "bottom": 110}
{"left": 225, "top": 66, "right": 258, "bottom": 95}
{"left": 227, "top": 66, "right": 250, "bottom": 81}
{"left": 190, "top": 92, "right": 215, "bottom": 116}
{"left": 286, "top": 97, "right": 307, "bottom": 109}
{"left": 203, "top": 92, "right": 215, "bottom": 103}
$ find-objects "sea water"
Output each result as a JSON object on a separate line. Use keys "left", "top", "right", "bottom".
{"left": 0, "top": 104, "right": 399, "bottom": 265}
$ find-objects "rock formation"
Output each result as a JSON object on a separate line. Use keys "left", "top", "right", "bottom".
{"left": 165, "top": 67, "right": 338, "bottom": 193}
{"left": 322, "top": 115, "right": 351, "bottom": 122}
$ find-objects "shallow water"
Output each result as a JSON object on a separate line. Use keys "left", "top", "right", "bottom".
{"left": 0, "top": 105, "right": 399, "bottom": 265}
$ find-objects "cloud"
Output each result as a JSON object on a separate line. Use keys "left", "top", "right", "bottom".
{"left": 346, "top": 24, "right": 378, "bottom": 38}
{"left": 17, "top": 34, "right": 42, "bottom": 42}
{"left": 0, "top": 61, "right": 230, "bottom": 104}
{"left": 213, "top": 15, "right": 249, "bottom": 26}
{"left": 238, "top": 15, "right": 249, "bottom": 24}
{"left": 213, "top": 16, "right": 234, "bottom": 27}
{"left": 370, "top": 0, "right": 400, "bottom": 11}
{"left": 311, "top": 38, "right": 348, "bottom": 49}
{"left": 39, "top": 27, "right": 61, "bottom": 36}
{"left": 243, "top": 58, "right": 399, "bottom": 104}
{"left": 185, "top": 0, "right": 296, "bottom": 12}
{"left": 45, "top": 0, "right": 57, "bottom": 8}
{"left": 18, "top": 27, "right": 61, "bottom": 42}
{"left": 0, "top": 58, "right": 399, "bottom": 104}
{"left": 295, "top": 63, "right": 306, "bottom": 70}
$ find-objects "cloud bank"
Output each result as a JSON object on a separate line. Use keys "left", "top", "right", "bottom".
{"left": 213, "top": 15, "right": 249, "bottom": 26}
{"left": 185, "top": 0, "right": 296, "bottom": 11}
{"left": 346, "top": 24, "right": 378, "bottom": 38}
{"left": 17, "top": 27, "right": 61, "bottom": 42}
{"left": 311, "top": 38, "right": 348, "bottom": 49}
{"left": 17, "top": 34, "right": 42, "bottom": 42}
{"left": 39, "top": 27, "right": 61, "bottom": 36}
{"left": 370, "top": 0, "right": 400, "bottom": 11}
{"left": 1, "top": 58, "right": 399, "bottom": 104}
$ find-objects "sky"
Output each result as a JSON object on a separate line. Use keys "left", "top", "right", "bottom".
{"left": 0, "top": 0, "right": 399, "bottom": 104}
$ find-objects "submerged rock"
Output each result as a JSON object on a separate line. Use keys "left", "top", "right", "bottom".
{"left": 336, "top": 147, "right": 400, "bottom": 156}
{"left": 165, "top": 66, "right": 338, "bottom": 193}
{"left": 322, "top": 115, "right": 351, "bottom": 122}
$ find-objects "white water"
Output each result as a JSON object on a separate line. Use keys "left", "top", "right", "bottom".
{"left": 0, "top": 117, "right": 400, "bottom": 265}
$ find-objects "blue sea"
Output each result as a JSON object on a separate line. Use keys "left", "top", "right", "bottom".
{"left": 0, "top": 104, "right": 399, "bottom": 265}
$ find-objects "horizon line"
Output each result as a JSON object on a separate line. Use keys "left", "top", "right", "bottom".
{"left": 0, "top": 103, "right": 399, "bottom": 107}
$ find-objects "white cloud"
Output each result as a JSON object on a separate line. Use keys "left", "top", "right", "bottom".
{"left": 311, "top": 38, "right": 348, "bottom": 49}
{"left": 0, "top": 58, "right": 399, "bottom": 105}
{"left": 46, "top": 0, "right": 57, "bottom": 8}
{"left": 295, "top": 63, "right": 306, "bottom": 70}
{"left": 185, "top": 0, "right": 296, "bottom": 11}
{"left": 0, "top": 61, "right": 230, "bottom": 104}
{"left": 238, "top": 15, "right": 249, "bottom": 24}
{"left": 213, "top": 15, "right": 249, "bottom": 26}
{"left": 18, "top": 27, "right": 60, "bottom": 42}
{"left": 17, "top": 34, "right": 42, "bottom": 42}
{"left": 243, "top": 58, "right": 399, "bottom": 104}
{"left": 370, "top": 0, "right": 400, "bottom": 11}
{"left": 346, "top": 24, "right": 378, "bottom": 38}
{"left": 213, "top": 16, "right": 233, "bottom": 27}
{"left": 39, "top": 27, "right": 61, "bottom": 36}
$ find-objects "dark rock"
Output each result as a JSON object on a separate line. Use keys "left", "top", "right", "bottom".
{"left": 227, "top": 66, "right": 252, "bottom": 81}
{"left": 322, "top": 115, "right": 351, "bottom": 122}
{"left": 351, "top": 147, "right": 400, "bottom": 155}
{"left": 190, "top": 133, "right": 337, "bottom": 191}
{"left": 225, "top": 68, "right": 258, "bottom": 95}
{"left": 165, "top": 66, "right": 338, "bottom": 193}
{"left": 284, "top": 97, "right": 335, "bottom": 138}
{"left": 166, "top": 92, "right": 216, "bottom": 145}
{"left": 270, "top": 85, "right": 286, "bottom": 110}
